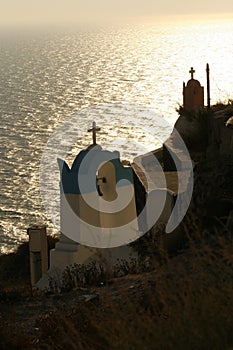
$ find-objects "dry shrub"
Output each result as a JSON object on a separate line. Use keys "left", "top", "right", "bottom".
{"left": 0, "top": 316, "right": 31, "bottom": 350}
{"left": 34, "top": 229, "right": 233, "bottom": 350}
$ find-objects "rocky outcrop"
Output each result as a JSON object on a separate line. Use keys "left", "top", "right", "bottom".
{"left": 172, "top": 103, "right": 233, "bottom": 229}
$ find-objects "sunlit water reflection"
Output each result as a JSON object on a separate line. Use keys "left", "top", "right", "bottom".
{"left": 1, "top": 19, "right": 233, "bottom": 253}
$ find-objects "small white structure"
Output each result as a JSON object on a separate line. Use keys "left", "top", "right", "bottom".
{"left": 36, "top": 123, "right": 138, "bottom": 290}
{"left": 183, "top": 67, "right": 204, "bottom": 111}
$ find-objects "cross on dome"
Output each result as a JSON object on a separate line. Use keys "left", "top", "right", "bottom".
{"left": 189, "top": 67, "right": 195, "bottom": 79}
{"left": 88, "top": 121, "right": 101, "bottom": 145}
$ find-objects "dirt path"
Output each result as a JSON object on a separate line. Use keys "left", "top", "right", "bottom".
{"left": 0, "top": 273, "right": 153, "bottom": 336}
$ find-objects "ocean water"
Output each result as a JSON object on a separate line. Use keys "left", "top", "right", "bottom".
{"left": 1, "top": 18, "right": 233, "bottom": 253}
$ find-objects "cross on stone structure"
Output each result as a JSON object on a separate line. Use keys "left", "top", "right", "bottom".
{"left": 88, "top": 121, "right": 101, "bottom": 145}
{"left": 189, "top": 67, "right": 195, "bottom": 79}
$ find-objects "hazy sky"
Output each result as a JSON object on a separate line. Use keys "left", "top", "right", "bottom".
{"left": 1, "top": 0, "right": 233, "bottom": 26}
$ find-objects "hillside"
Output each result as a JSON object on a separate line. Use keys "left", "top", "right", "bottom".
{"left": 0, "top": 102, "right": 233, "bottom": 350}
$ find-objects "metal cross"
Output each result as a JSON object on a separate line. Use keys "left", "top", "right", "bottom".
{"left": 88, "top": 121, "right": 101, "bottom": 145}
{"left": 189, "top": 67, "right": 195, "bottom": 79}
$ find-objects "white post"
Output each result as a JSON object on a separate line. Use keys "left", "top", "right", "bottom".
{"left": 27, "top": 226, "right": 48, "bottom": 286}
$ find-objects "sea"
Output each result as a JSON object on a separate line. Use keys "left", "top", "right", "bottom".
{"left": 1, "top": 17, "right": 233, "bottom": 253}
